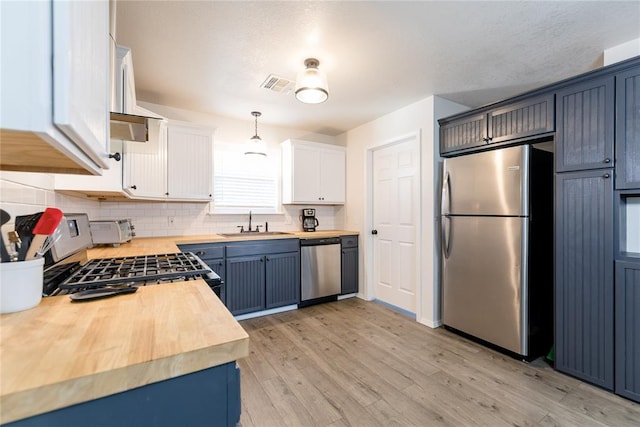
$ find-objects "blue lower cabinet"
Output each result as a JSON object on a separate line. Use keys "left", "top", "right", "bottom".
{"left": 341, "top": 236, "right": 359, "bottom": 295}
{"left": 6, "top": 362, "right": 242, "bottom": 427}
{"left": 180, "top": 239, "right": 301, "bottom": 316}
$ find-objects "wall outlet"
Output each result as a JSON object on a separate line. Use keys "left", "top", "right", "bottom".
{"left": 168, "top": 216, "right": 175, "bottom": 227}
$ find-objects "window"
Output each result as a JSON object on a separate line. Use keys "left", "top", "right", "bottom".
{"left": 212, "top": 141, "right": 280, "bottom": 213}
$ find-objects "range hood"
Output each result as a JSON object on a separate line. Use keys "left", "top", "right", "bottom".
{"left": 109, "top": 112, "right": 151, "bottom": 142}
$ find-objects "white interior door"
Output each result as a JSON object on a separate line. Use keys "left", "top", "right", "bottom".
{"left": 372, "top": 136, "right": 419, "bottom": 313}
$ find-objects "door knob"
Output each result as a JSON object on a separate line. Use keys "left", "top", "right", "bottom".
{"left": 371, "top": 230, "right": 378, "bottom": 235}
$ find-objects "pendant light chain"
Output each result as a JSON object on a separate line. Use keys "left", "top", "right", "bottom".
{"left": 245, "top": 111, "right": 267, "bottom": 156}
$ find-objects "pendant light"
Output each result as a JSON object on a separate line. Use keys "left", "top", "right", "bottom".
{"left": 295, "top": 58, "right": 329, "bottom": 104}
{"left": 245, "top": 111, "right": 267, "bottom": 156}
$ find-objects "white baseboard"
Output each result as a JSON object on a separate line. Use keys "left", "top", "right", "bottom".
{"left": 418, "top": 317, "right": 442, "bottom": 329}
{"left": 234, "top": 304, "right": 298, "bottom": 321}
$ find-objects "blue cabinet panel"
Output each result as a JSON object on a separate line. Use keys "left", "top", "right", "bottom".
{"left": 440, "top": 112, "right": 487, "bottom": 154}
{"left": 615, "top": 68, "right": 640, "bottom": 190}
{"left": 226, "top": 255, "right": 265, "bottom": 315}
{"left": 615, "top": 261, "right": 640, "bottom": 402}
{"left": 488, "top": 94, "right": 554, "bottom": 143}
{"left": 341, "top": 247, "right": 358, "bottom": 294}
{"left": 555, "top": 169, "right": 614, "bottom": 389}
{"left": 265, "top": 251, "right": 300, "bottom": 308}
{"left": 6, "top": 362, "right": 241, "bottom": 427}
{"left": 556, "top": 76, "right": 614, "bottom": 172}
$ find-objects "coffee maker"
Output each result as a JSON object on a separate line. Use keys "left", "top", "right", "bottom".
{"left": 301, "top": 208, "right": 319, "bottom": 232}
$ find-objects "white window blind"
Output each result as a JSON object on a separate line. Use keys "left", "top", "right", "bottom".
{"left": 213, "top": 141, "right": 279, "bottom": 213}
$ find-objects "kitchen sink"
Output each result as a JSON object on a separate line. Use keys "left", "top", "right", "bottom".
{"left": 218, "top": 231, "right": 293, "bottom": 238}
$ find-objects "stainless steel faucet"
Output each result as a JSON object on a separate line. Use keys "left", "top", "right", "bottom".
{"left": 237, "top": 211, "right": 265, "bottom": 233}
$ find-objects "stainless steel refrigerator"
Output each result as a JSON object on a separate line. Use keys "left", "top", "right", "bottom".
{"left": 441, "top": 143, "right": 553, "bottom": 358}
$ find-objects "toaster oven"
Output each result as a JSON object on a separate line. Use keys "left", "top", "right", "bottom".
{"left": 89, "top": 219, "right": 135, "bottom": 247}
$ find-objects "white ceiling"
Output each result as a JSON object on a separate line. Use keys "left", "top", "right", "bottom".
{"left": 115, "top": 1, "right": 640, "bottom": 136}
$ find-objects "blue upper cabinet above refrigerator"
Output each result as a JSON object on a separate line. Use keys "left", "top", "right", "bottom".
{"left": 439, "top": 93, "right": 554, "bottom": 156}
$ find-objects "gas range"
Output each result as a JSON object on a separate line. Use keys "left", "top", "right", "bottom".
{"left": 37, "top": 213, "right": 224, "bottom": 302}
{"left": 44, "top": 252, "right": 219, "bottom": 297}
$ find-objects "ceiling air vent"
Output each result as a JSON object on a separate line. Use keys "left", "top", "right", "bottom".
{"left": 260, "top": 74, "right": 295, "bottom": 94}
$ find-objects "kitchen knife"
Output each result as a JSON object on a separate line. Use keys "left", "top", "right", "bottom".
{"left": 25, "top": 208, "right": 64, "bottom": 261}
{"left": 0, "top": 209, "right": 11, "bottom": 262}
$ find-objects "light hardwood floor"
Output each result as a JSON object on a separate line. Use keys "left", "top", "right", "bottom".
{"left": 238, "top": 298, "right": 640, "bottom": 427}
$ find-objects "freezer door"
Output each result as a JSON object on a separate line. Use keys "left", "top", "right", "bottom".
{"left": 443, "top": 145, "right": 529, "bottom": 216}
{"left": 443, "top": 216, "right": 529, "bottom": 355}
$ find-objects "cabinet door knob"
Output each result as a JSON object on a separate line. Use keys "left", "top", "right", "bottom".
{"left": 130, "top": 185, "right": 137, "bottom": 190}
{"left": 109, "top": 152, "right": 121, "bottom": 162}
{"left": 371, "top": 229, "right": 378, "bottom": 235}
{"left": 603, "top": 173, "right": 610, "bottom": 179}
{"left": 604, "top": 158, "right": 611, "bottom": 163}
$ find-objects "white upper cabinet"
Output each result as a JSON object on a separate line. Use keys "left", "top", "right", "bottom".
{"left": 167, "top": 124, "right": 213, "bottom": 200}
{"left": 281, "top": 139, "right": 346, "bottom": 205}
{"left": 55, "top": 140, "right": 124, "bottom": 197}
{"left": 124, "top": 120, "right": 213, "bottom": 201}
{"left": 124, "top": 119, "right": 169, "bottom": 199}
{"left": 0, "top": 0, "right": 109, "bottom": 175}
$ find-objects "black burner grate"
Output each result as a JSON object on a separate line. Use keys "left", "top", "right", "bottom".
{"left": 58, "top": 252, "right": 212, "bottom": 290}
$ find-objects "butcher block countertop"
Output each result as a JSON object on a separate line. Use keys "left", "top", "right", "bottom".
{"left": 0, "top": 281, "right": 248, "bottom": 424}
{"left": 0, "top": 229, "right": 356, "bottom": 423}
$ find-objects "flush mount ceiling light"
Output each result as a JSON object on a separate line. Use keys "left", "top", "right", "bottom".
{"left": 245, "top": 111, "right": 267, "bottom": 156}
{"left": 295, "top": 58, "right": 329, "bottom": 104}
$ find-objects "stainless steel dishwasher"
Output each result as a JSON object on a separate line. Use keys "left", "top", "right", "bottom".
{"left": 300, "top": 237, "right": 341, "bottom": 304}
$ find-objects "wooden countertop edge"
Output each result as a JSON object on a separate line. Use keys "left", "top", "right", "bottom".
{"left": 1, "top": 335, "right": 249, "bottom": 424}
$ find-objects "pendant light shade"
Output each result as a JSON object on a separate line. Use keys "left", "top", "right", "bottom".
{"left": 295, "top": 58, "right": 328, "bottom": 104}
{"left": 245, "top": 111, "right": 267, "bottom": 156}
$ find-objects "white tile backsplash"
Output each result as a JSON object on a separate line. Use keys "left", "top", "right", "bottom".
{"left": 1, "top": 173, "right": 345, "bottom": 243}
{"left": 98, "top": 202, "right": 344, "bottom": 237}
{"left": 0, "top": 173, "right": 97, "bottom": 256}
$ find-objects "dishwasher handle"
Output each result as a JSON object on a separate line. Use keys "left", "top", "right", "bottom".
{"left": 300, "top": 237, "right": 341, "bottom": 246}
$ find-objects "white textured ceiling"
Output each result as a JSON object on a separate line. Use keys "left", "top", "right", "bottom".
{"left": 116, "top": 1, "right": 640, "bottom": 136}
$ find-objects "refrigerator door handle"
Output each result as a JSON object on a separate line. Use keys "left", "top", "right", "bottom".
{"left": 441, "top": 172, "right": 452, "bottom": 258}
{"left": 441, "top": 171, "right": 450, "bottom": 216}
{"left": 442, "top": 215, "right": 451, "bottom": 258}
